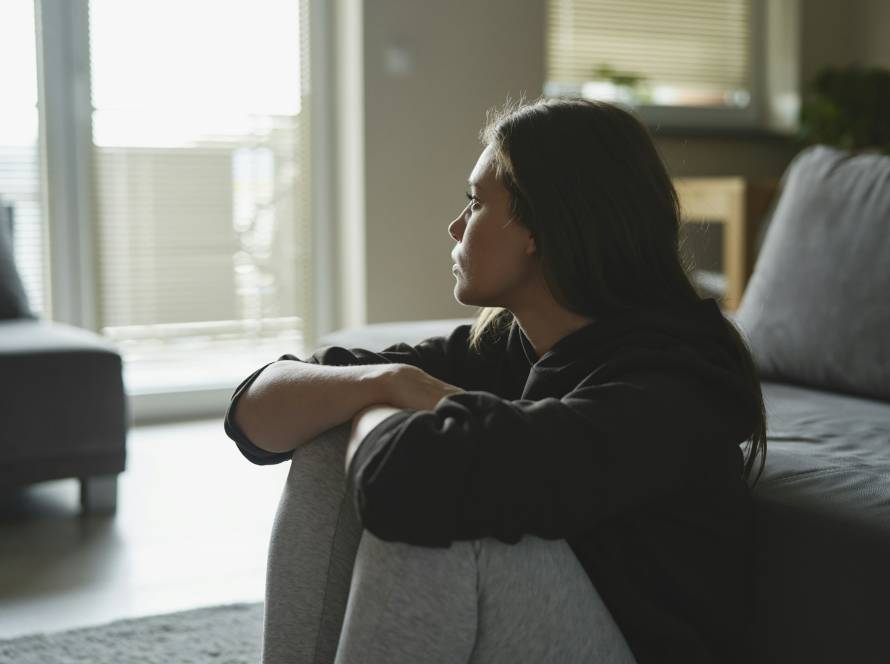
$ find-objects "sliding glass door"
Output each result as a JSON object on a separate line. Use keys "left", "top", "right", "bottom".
{"left": 89, "top": 0, "right": 312, "bottom": 402}
{"left": 5, "top": 0, "right": 319, "bottom": 419}
{"left": 87, "top": 0, "right": 314, "bottom": 395}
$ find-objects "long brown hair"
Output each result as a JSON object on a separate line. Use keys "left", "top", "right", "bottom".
{"left": 467, "top": 95, "right": 767, "bottom": 486}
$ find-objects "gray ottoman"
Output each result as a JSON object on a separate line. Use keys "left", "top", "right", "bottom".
{"left": 0, "top": 318, "right": 128, "bottom": 515}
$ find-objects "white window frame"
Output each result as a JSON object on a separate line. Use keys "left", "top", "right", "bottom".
{"left": 35, "top": 0, "right": 97, "bottom": 331}
{"left": 34, "top": 0, "right": 341, "bottom": 423}
{"left": 544, "top": 0, "right": 801, "bottom": 135}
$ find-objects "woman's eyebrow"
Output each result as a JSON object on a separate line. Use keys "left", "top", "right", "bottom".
{"left": 467, "top": 179, "right": 484, "bottom": 190}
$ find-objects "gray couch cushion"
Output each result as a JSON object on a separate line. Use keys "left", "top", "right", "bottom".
{"left": 750, "top": 380, "right": 890, "bottom": 662}
{"left": 0, "top": 204, "right": 34, "bottom": 320}
{"left": 735, "top": 145, "right": 890, "bottom": 403}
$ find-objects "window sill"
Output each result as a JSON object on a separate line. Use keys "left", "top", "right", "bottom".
{"left": 648, "top": 124, "right": 801, "bottom": 142}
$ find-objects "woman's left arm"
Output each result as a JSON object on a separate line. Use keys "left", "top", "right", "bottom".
{"left": 345, "top": 368, "right": 757, "bottom": 548}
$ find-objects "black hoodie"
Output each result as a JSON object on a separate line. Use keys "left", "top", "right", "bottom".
{"left": 224, "top": 296, "right": 759, "bottom": 664}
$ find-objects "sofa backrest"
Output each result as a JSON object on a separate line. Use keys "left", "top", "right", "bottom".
{"left": 734, "top": 145, "right": 890, "bottom": 403}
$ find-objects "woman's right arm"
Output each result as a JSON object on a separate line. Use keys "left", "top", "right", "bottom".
{"left": 233, "top": 360, "right": 397, "bottom": 455}
{"left": 225, "top": 322, "right": 489, "bottom": 464}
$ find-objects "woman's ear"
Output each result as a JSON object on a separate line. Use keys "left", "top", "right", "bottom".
{"left": 525, "top": 233, "right": 537, "bottom": 257}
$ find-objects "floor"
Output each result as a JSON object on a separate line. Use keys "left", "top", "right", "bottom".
{"left": 0, "top": 417, "right": 291, "bottom": 640}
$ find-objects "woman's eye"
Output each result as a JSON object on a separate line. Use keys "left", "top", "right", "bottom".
{"left": 465, "top": 191, "right": 479, "bottom": 209}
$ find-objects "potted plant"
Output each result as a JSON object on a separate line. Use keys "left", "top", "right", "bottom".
{"left": 798, "top": 63, "right": 890, "bottom": 154}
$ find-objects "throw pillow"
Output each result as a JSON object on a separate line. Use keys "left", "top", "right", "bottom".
{"left": 735, "top": 144, "right": 890, "bottom": 402}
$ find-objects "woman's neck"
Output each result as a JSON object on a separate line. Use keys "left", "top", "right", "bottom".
{"left": 511, "top": 306, "right": 595, "bottom": 360}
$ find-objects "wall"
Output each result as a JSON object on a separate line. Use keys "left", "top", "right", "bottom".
{"left": 354, "top": 0, "right": 890, "bottom": 325}
{"left": 800, "top": 0, "right": 890, "bottom": 81}
{"left": 860, "top": 0, "right": 890, "bottom": 67}
{"left": 800, "top": 0, "right": 863, "bottom": 84}
{"left": 361, "top": 0, "right": 545, "bottom": 324}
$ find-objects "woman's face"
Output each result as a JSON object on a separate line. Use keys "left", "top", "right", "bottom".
{"left": 448, "top": 145, "right": 538, "bottom": 309}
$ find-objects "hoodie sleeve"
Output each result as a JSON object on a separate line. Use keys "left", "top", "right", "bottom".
{"left": 347, "top": 364, "right": 757, "bottom": 547}
{"left": 223, "top": 324, "right": 480, "bottom": 465}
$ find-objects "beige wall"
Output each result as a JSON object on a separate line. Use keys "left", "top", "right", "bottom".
{"left": 801, "top": 0, "right": 890, "bottom": 81}
{"left": 860, "top": 0, "right": 890, "bottom": 67}
{"left": 361, "top": 0, "right": 545, "bottom": 323}
{"left": 355, "top": 0, "right": 890, "bottom": 324}
{"left": 801, "top": 0, "right": 863, "bottom": 84}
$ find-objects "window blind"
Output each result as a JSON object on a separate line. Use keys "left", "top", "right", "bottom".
{"left": 88, "top": 0, "right": 312, "bottom": 393}
{"left": 547, "top": 0, "right": 752, "bottom": 106}
{"left": 0, "top": 0, "right": 48, "bottom": 316}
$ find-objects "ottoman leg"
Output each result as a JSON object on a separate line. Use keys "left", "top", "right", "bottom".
{"left": 80, "top": 474, "right": 118, "bottom": 515}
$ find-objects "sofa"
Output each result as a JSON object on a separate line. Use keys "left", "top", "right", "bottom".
{"left": 0, "top": 199, "right": 128, "bottom": 515}
{"left": 313, "top": 144, "right": 890, "bottom": 663}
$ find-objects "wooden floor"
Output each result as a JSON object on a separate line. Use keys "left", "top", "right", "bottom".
{"left": 0, "top": 417, "right": 291, "bottom": 640}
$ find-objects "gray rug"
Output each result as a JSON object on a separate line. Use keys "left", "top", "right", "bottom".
{"left": 0, "top": 602, "right": 264, "bottom": 664}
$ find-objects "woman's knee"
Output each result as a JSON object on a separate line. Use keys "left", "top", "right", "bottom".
{"left": 347, "top": 532, "right": 479, "bottom": 625}
{"left": 348, "top": 530, "right": 577, "bottom": 597}
{"left": 469, "top": 535, "right": 636, "bottom": 664}
{"left": 284, "top": 422, "right": 352, "bottom": 493}
{"left": 345, "top": 533, "right": 634, "bottom": 663}
{"left": 344, "top": 532, "right": 586, "bottom": 631}
{"left": 336, "top": 531, "right": 479, "bottom": 663}
{"left": 351, "top": 529, "right": 478, "bottom": 596}
{"left": 472, "top": 534, "right": 583, "bottom": 588}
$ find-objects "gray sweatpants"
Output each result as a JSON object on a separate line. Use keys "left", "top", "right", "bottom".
{"left": 261, "top": 422, "right": 637, "bottom": 664}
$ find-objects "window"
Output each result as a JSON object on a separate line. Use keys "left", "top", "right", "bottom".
{"left": 18, "top": 0, "right": 325, "bottom": 421}
{"left": 0, "top": 1, "right": 48, "bottom": 315}
{"left": 545, "top": 0, "right": 780, "bottom": 130}
{"left": 86, "top": 0, "right": 313, "bottom": 395}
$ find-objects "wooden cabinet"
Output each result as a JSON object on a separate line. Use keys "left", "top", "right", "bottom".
{"left": 673, "top": 177, "right": 780, "bottom": 311}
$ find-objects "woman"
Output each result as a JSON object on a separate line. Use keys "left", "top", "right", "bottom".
{"left": 225, "top": 96, "right": 767, "bottom": 664}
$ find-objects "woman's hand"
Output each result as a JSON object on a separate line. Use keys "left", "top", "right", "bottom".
{"left": 345, "top": 367, "right": 463, "bottom": 473}
{"left": 383, "top": 364, "right": 465, "bottom": 411}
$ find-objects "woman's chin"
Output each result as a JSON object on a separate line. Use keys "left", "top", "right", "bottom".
{"left": 453, "top": 283, "right": 476, "bottom": 307}
{"left": 454, "top": 285, "right": 493, "bottom": 308}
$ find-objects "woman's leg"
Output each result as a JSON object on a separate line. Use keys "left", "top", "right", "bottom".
{"left": 468, "top": 535, "right": 637, "bottom": 663}
{"left": 261, "top": 422, "right": 362, "bottom": 664}
{"left": 334, "top": 530, "right": 638, "bottom": 664}
{"left": 261, "top": 421, "right": 637, "bottom": 664}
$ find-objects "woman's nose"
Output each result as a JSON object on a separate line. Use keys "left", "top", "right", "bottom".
{"left": 448, "top": 215, "right": 464, "bottom": 241}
